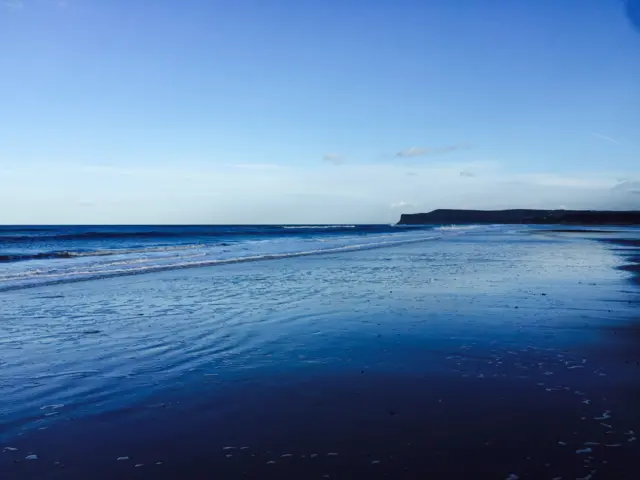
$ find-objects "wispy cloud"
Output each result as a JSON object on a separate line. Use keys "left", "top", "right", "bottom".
{"left": 395, "top": 143, "right": 471, "bottom": 158}
{"left": 1, "top": 0, "right": 24, "bottom": 9}
{"left": 80, "top": 165, "right": 138, "bottom": 176}
{"left": 323, "top": 153, "right": 346, "bottom": 165}
{"left": 517, "top": 173, "right": 614, "bottom": 189}
{"left": 230, "top": 163, "right": 282, "bottom": 170}
{"left": 611, "top": 180, "right": 640, "bottom": 195}
{"left": 459, "top": 170, "right": 475, "bottom": 178}
{"left": 590, "top": 132, "right": 622, "bottom": 145}
{"left": 2, "top": 0, "right": 69, "bottom": 10}
{"left": 396, "top": 147, "right": 427, "bottom": 158}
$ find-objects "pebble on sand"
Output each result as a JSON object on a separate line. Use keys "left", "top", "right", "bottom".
{"left": 594, "top": 410, "right": 611, "bottom": 420}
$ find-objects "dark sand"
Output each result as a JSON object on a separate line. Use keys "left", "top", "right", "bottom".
{"left": 1, "top": 229, "right": 639, "bottom": 479}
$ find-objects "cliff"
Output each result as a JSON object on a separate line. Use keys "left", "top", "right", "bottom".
{"left": 397, "top": 209, "right": 640, "bottom": 226}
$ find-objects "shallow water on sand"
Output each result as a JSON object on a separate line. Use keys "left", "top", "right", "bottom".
{"left": 1, "top": 228, "right": 639, "bottom": 479}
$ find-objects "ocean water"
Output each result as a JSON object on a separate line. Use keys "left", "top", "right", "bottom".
{"left": 0, "top": 224, "right": 485, "bottom": 291}
{"left": 1, "top": 226, "right": 639, "bottom": 479}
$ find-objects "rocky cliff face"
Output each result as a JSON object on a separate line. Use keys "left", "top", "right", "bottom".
{"left": 398, "top": 209, "right": 640, "bottom": 225}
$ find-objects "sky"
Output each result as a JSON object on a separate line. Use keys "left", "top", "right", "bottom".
{"left": 1, "top": 0, "right": 639, "bottom": 224}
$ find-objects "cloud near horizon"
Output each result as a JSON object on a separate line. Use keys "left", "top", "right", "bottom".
{"left": 390, "top": 200, "right": 417, "bottom": 209}
{"left": 323, "top": 153, "right": 347, "bottom": 165}
{"left": 395, "top": 144, "right": 471, "bottom": 158}
{"left": 612, "top": 180, "right": 640, "bottom": 195}
{"left": 230, "top": 163, "right": 282, "bottom": 170}
{"left": 1, "top": 161, "right": 638, "bottom": 224}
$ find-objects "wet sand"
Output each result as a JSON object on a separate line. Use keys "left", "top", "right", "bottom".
{"left": 1, "top": 228, "right": 639, "bottom": 479}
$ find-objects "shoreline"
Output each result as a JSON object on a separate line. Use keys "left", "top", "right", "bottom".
{"left": 604, "top": 238, "right": 640, "bottom": 285}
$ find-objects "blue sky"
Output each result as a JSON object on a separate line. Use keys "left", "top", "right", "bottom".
{"left": 1, "top": 0, "right": 639, "bottom": 224}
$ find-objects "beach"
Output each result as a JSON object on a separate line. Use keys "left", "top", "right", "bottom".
{"left": 1, "top": 226, "right": 639, "bottom": 479}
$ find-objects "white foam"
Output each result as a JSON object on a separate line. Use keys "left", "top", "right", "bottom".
{"left": 282, "top": 225, "right": 355, "bottom": 229}
{"left": 435, "top": 225, "right": 484, "bottom": 231}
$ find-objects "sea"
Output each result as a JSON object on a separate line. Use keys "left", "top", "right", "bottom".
{"left": 1, "top": 224, "right": 639, "bottom": 479}
{"left": 0, "top": 224, "right": 482, "bottom": 291}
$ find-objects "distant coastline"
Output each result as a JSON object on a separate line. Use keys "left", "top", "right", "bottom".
{"left": 398, "top": 209, "right": 640, "bottom": 226}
